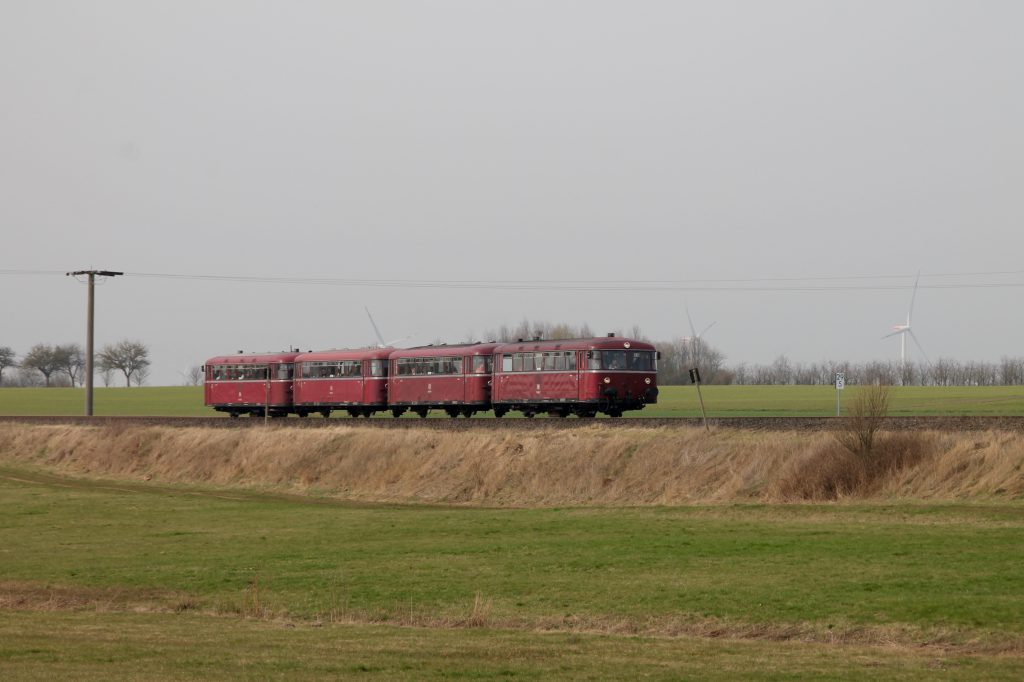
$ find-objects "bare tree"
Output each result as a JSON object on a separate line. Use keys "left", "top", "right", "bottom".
{"left": 21, "top": 344, "right": 60, "bottom": 387}
{"left": 836, "top": 383, "right": 891, "bottom": 455}
{"left": 181, "top": 365, "right": 204, "bottom": 386}
{"left": 0, "top": 346, "right": 15, "bottom": 386}
{"left": 53, "top": 343, "right": 85, "bottom": 387}
{"left": 97, "top": 340, "right": 151, "bottom": 387}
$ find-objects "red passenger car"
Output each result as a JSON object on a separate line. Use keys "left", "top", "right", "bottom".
{"left": 387, "top": 343, "right": 499, "bottom": 418}
{"left": 491, "top": 336, "right": 658, "bottom": 417}
{"left": 204, "top": 352, "right": 301, "bottom": 418}
{"left": 292, "top": 348, "right": 392, "bottom": 418}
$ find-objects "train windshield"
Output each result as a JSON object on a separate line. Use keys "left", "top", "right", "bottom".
{"left": 472, "top": 356, "right": 493, "bottom": 373}
{"left": 590, "top": 350, "right": 656, "bottom": 371}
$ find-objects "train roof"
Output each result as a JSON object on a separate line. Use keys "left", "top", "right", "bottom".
{"left": 387, "top": 342, "right": 501, "bottom": 359}
{"left": 295, "top": 347, "right": 393, "bottom": 362}
{"left": 493, "top": 337, "right": 656, "bottom": 353}
{"left": 204, "top": 351, "right": 301, "bottom": 365}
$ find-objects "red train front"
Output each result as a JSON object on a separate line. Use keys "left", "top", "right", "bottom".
{"left": 203, "top": 352, "right": 300, "bottom": 418}
{"left": 492, "top": 336, "right": 658, "bottom": 417}
{"left": 292, "top": 348, "right": 392, "bottom": 418}
{"left": 387, "top": 343, "right": 499, "bottom": 417}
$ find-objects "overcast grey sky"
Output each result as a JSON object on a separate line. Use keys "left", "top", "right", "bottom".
{"left": 2, "top": 1, "right": 1022, "bottom": 385}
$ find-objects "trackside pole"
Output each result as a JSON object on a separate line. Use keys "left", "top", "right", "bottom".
{"left": 835, "top": 372, "right": 845, "bottom": 416}
{"left": 67, "top": 270, "right": 123, "bottom": 416}
{"left": 689, "top": 367, "right": 709, "bottom": 432}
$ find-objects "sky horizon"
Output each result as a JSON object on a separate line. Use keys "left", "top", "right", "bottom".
{"left": 2, "top": 2, "right": 1021, "bottom": 385}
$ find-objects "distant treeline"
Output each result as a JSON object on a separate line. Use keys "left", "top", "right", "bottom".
{"left": 0, "top": 341, "right": 151, "bottom": 388}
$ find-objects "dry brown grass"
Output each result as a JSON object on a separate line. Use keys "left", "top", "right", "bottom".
{"left": 772, "top": 431, "right": 938, "bottom": 501}
{"left": 0, "top": 423, "right": 1022, "bottom": 505}
{"left": 2, "top": 580, "right": 1020, "bottom": 656}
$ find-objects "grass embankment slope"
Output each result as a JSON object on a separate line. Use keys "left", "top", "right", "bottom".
{"left": 1, "top": 423, "right": 1023, "bottom": 504}
{"left": 2, "top": 423, "right": 1023, "bottom": 679}
{"left": 2, "top": 384, "right": 1024, "bottom": 416}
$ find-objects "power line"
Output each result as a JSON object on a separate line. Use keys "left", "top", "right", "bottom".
{"left": 121, "top": 271, "right": 1024, "bottom": 293}
{"left": 5, "top": 268, "right": 1024, "bottom": 292}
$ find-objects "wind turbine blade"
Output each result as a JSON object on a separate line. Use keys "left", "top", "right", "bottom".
{"left": 685, "top": 305, "right": 698, "bottom": 339}
{"left": 908, "top": 271, "right": 920, "bottom": 325}
{"left": 699, "top": 321, "right": 717, "bottom": 338}
{"left": 908, "top": 329, "right": 931, "bottom": 365}
{"left": 386, "top": 334, "right": 414, "bottom": 347}
{"left": 882, "top": 330, "right": 905, "bottom": 339}
{"left": 364, "top": 307, "right": 387, "bottom": 347}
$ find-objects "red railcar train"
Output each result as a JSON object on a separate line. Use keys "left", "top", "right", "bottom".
{"left": 388, "top": 343, "right": 499, "bottom": 418}
{"left": 204, "top": 352, "right": 300, "bottom": 418}
{"left": 292, "top": 347, "right": 392, "bottom": 418}
{"left": 203, "top": 335, "right": 657, "bottom": 418}
{"left": 492, "top": 337, "right": 658, "bottom": 418}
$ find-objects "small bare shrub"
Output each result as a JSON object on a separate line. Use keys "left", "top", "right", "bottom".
{"left": 776, "top": 431, "right": 935, "bottom": 501}
{"left": 836, "top": 383, "right": 891, "bottom": 455}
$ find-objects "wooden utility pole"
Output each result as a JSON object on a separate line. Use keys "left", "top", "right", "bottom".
{"left": 67, "top": 270, "right": 123, "bottom": 416}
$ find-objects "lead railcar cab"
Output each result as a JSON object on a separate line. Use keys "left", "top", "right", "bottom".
{"left": 203, "top": 352, "right": 300, "bottom": 418}
{"left": 491, "top": 336, "right": 658, "bottom": 417}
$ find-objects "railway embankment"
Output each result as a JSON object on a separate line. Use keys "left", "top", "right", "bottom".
{"left": 0, "top": 423, "right": 1021, "bottom": 505}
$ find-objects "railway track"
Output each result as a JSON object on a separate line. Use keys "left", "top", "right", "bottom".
{"left": 2, "top": 415, "right": 1023, "bottom": 432}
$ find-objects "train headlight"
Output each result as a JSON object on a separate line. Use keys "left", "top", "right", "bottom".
{"left": 645, "top": 377, "right": 651, "bottom": 385}
{"left": 603, "top": 377, "right": 611, "bottom": 384}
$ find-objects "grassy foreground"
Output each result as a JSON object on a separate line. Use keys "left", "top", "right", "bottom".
{"left": 2, "top": 384, "right": 1024, "bottom": 417}
{"left": 1, "top": 468, "right": 1022, "bottom": 679}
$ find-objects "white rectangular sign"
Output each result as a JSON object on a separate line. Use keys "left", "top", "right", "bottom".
{"left": 835, "top": 372, "right": 846, "bottom": 390}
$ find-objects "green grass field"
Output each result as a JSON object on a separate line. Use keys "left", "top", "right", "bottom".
{"left": 2, "top": 384, "right": 1024, "bottom": 417}
{"left": 1, "top": 468, "right": 1023, "bottom": 679}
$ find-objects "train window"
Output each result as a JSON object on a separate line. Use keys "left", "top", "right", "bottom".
{"left": 473, "top": 356, "right": 492, "bottom": 373}
{"left": 277, "top": 363, "right": 294, "bottom": 380}
{"left": 543, "top": 353, "right": 556, "bottom": 370}
{"left": 587, "top": 351, "right": 601, "bottom": 370}
{"left": 502, "top": 354, "right": 513, "bottom": 372}
{"left": 626, "top": 351, "right": 655, "bottom": 371}
{"left": 567, "top": 352, "right": 578, "bottom": 370}
{"left": 522, "top": 354, "right": 535, "bottom": 372}
{"left": 512, "top": 354, "right": 523, "bottom": 371}
{"left": 370, "top": 360, "right": 385, "bottom": 377}
{"left": 553, "top": 353, "right": 565, "bottom": 371}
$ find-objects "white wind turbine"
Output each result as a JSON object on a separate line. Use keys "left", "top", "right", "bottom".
{"left": 882, "top": 272, "right": 929, "bottom": 368}
{"left": 364, "top": 307, "right": 414, "bottom": 348}
{"left": 685, "top": 305, "right": 716, "bottom": 365}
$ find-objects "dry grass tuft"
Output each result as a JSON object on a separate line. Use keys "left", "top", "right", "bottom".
{"left": 466, "top": 592, "right": 492, "bottom": 628}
